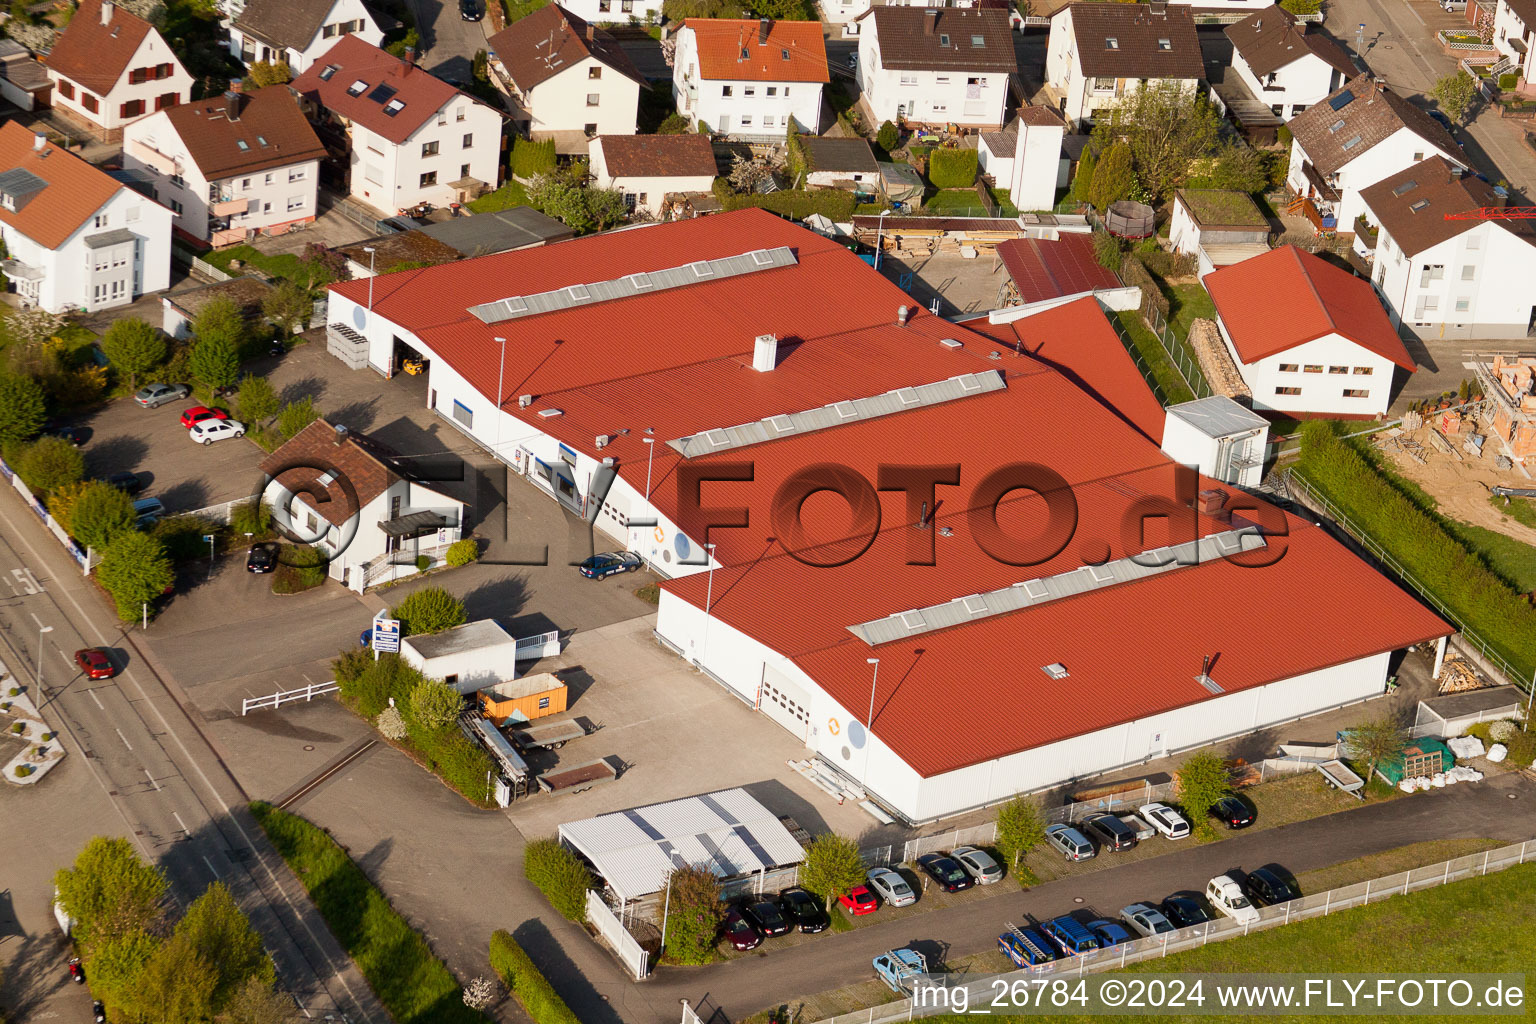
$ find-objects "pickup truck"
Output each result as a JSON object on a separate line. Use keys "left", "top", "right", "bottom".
{"left": 872, "top": 949, "right": 928, "bottom": 993}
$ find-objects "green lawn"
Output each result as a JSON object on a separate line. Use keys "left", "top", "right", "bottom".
{"left": 203, "top": 245, "right": 318, "bottom": 289}
{"left": 988, "top": 188, "right": 1020, "bottom": 217}
{"left": 467, "top": 179, "right": 529, "bottom": 214}
{"left": 1114, "top": 310, "right": 1196, "bottom": 405}
{"left": 1168, "top": 282, "right": 1216, "bottom": 341}
{"left": 501, "top": 0, "right": 548, "bottom": 21}
{"left": 923, "top": 189, "right": 992, "bottom": 215}
{"left": 250, "top": 803, "right": 485, "bottom": 1024}
{"left": 1490, "top": 492, "right": 1536, "bottom": 530}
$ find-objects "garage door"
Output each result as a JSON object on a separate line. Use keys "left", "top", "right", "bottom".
{"left": 760, "top": 666, "right": 811, "bottom": 743}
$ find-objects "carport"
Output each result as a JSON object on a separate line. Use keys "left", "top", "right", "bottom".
{"left": 557, "top": 788, "right": 806, "bottom": 902}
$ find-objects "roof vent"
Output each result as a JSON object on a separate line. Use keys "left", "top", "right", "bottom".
{"left": 988, "top": 351, "right": 1001, "bottom": 360}
{"left": 758, "top": 17, "right": 771, "bottom": 44}
{"left": 752, "top": 332, "right": 778, "bottom": 372}
{"left": 334, "top": 423, "right": 349, "bottom": 445}
{"left": 32, "top": 133, "right": 45, "bottom": 152}
{"left": 1042, "top": 663, "right": 1068, "bottom": 679}
{"left": 595, "top": 434, "right": 610, "bottom": 449}
{"left": 938, "top": 337, "right": 961, "bottom": 349}
{"left": 518, "top": 394, "right": 533, "bottom": 408}
{"left": 896, "top": 305, "right": 911, "bottom": 326}
{"left": 100, "top": 0, "right": 113, "bottom": 24}
{"left": 537, "top": 408, "right": 564, "bottom": 418}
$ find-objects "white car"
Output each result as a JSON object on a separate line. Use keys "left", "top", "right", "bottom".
{"left": 951, "top": 845, "right": 1002, "bottom": 885}
{"left": 1206, "top": 874, "right": 1261, "bottom": 925}
{"left": 866, "top": 866, "right": 916, "bottom": 907}
{"left": 1139, "top": 802, "right": 1191, "bottom": 840}
{"left": 189, "top": 418, "right": 247, "bottom": 445}
{"left": 1120, "top": 902, "right": 1176, "bottom": 939}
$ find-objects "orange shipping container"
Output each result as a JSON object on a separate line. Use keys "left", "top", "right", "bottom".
{"left": 478, "top": 673, "right": 568, "bottom": 726}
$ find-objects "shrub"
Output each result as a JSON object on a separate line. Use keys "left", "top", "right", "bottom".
{"left": 407, "top": 677, "right": 464, "bottom": 731}
{"left": 376, "top": 706, "right": 407, "bottom": 740}
{"left": 229, "top": 500, "right": 272, "bottom": 537}
{"left": 655, "top": 112, "right": 690, "bottom": 134}
{"left": 18, "top": 436, "right": 85, "bottom": 495}
{"left": 415, "top": 554, "right": 432, "bottom": 572}
{"left": 151, "top": 515, "right": 220, "bottom": 562}
{"left": 523, "top": 839, "right": 593, "bottom": 923}
{"left": 391, "top": 586, "right": 466, "bottom": 636}
{"left": 1135, "top": 248, "right": 1196, "bottom": 278}
{"left": 1176, "top": 751, "right": 1231, "bottom": 838}
{"left": 97, "top": 532, "right": 175, "bottom": 622}
{"left": 7, "top": 687, "right": 17, "bottom": 696}
{"left": 235, "top": 376, "right": 278, "bottom": 427}
{"left": 876, "top": 120, "right": 898, "bottom": 153}
{"left": 334, "top": 651, "right": 424, "bottom": 719}
{"left": 1489, "top": 720, "right": 1516, "bottom": 743}
{"left": 798, "top": 833, "right": 865, "bottom": 903}
{"left": 1500, "top": 73, "right": 1519, "bottom": 91}
{"left": 1091, "top": 229, "right": 1121, "bottom": 272}
{"left": 489, "top": 931, "right": 581, "bottom": 1024}
{"left": 11, "top": 721, "right": 22, "bottom": 733}
{"left": 0, "top": 373, "right": 47, "bottom": 445}
{"left": 510, "top": 136, "right": 557, "bottom": 178}
{"left": 659, "top": 865, "right": 723, "bottom": 964}
{"left": 722, "top": 189, "right": 857, "bottom": 222}
{"left": 928, "top": 147, "right": 978, "bottom": 188}
{"left": 276, "top": 396, "right": 319, "bottom": 441}
{"left": 446, "top": 539, "right": 479, "bottom": 567}
{"left": 272, "top": 543, "right": 325, "bottom": 593}
{"left": 15, "top": 764, "right": 31, "bottom": 777}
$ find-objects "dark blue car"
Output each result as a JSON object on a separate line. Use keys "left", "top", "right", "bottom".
{"left": 578, "top": 551, "right": 642, "bottom": 579}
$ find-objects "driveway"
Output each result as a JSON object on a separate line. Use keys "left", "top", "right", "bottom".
{"left": 407, "top": 0, "right": 493, "bottom": 84}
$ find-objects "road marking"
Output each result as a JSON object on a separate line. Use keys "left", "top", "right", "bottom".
{"left": 201, "top": 855, "right": 220, "bottom": 878}
{"left": 59, "top": 649, "right": 76, "bottom": 667}
{"left": 145, "top": 769, "right": 160, "bottom": 791}
{"left": 14, "top": 570, "right": 38, "bottom": 596}
{"left": 172, "top": 810, "right": 189, "bottom": 833}
{"left": 29, "top": 610, "right": 45, "bottom": 627}
{"left": 115, "top": 728, "right": 133, "bottom": 751}
{"left": 90, "top": 690, "right": 104, "bottom": 710}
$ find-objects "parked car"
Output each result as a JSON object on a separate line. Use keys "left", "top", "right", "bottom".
{"left": 739, "top": 899, "right": 790, "bottom": 937}
{"left": 189, "top": 419, "right": 246, "bottom": 444}
{"left": 106, "top": 471, "right": 144, "bottom": 495}
{"left": 721, "top": 907, "right": 761, "bottom": 950}
{"left": 74, "top": 648, "right": 115, "bottom": 679}
{"left": 838, "top": 885, "right": 878, "bottom": 916}
{"left": 1428, "top": 109, "right": 1456, "bottom": 133}
{"left": 1082, "top": 813, "right": 1138, "bottom": 852}
{"left": 1160, "top": 893, "right": 1213, "bottom": 928}
{"left": 915, "top": 853, "right": 972, "bottom": 893}
{"left": 460, "top": 0, "right": 484, "bottom": 19}
{"left": 359, "top": 627, "right": 373, "bottom": 647}
{"left": 134, "top": 382, "right": 190, "bottom": 408}
{"left": 93, "top": 1001, "right": 106, "bottom": 1024}
{"left": 1044, "top": 823, "right": 1095, "bottom": 862}
{"left": 133, "top": 497, "right": 165, "bottom": 527}
{"left": 51, "top": 426, "right": 88, "bottom": 448}
{"left": 246, "top": 542, "right": 279, "bottom": 574}
{"left": 865, "top": 866, "right": 916, "bottom": 907}
{"left": 1210, "top": 795, "right": 1256, "bottom": 829}
{"left": 997, "top": 928, "right": 1057, "bottom": 967}
{"left": 1120, "top": 902, "right": 1176, "bottom": 939}
{"left": 1087, "top": 919, "right": 1133, "bottom": 947}
{"left": 179, "top": 405, "right": 229, "bottom": 429}
{"left": 951, "top": 845, "right": 1002, "bottom": 885}
{"left": 1243, "top": 866, "right": 1299, "bottom": 907}
{"left": 1206, "top": 874, "right": 1261, "bottom": 925}
{"left": 577, "top": 551, "right": 642, "bottom": 579}
{"left": 777, "top": 887, "right": 828, "bottom": 933}
{"left": 1041, "top": 915, "right": 1100, "bottom": 957}
{"left": 1139, "top": 802, "right": 1191, "bottom": 840}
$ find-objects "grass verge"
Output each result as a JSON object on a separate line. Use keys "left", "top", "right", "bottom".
{"left": 1167, "top": 282, "right": 1216, "bottom": 341}
{"left": 203, "top": 245, "right": 322, "bottom": 289}
{"left": 249, "top": 802, "right": 484, "bottom": 1024}
{"left": 1292, "top": 838, "right": 1503, "bottom": 894}
{"left": 1113, "top": 310, "right": 1196, "bottom": 405}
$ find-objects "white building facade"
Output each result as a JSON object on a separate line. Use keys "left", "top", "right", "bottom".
{"left": 45, "top": 0, "right": 193, "bottom": 135}
{"left": 1492, "top": 0, "right": 1536, "bottom": 85}
{"left": 1044, "top": 3, "right": 1204, "bottom": 128}
{"left": 673, "top": 20, "right": 828, "bottom": 138}
{"left": 1225, "top": 6, "right": 1352, "bottom": 119}
{"left": 857, "top": 8, "right": 1016, "bottom": 128}
{"left": 228, "top": 0, "right": 384, "bottom": 74}
{"left": 588, "top": 136, "right": 717, "bottom": 217}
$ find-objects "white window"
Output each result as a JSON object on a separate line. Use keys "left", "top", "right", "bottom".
{"left": 168, "top": 198, "right": 183, "bottom": 215}
{"left": 241, "top": 177, "right": 251, "bottom": 189}
{"left": 1461, "top": 264, "right": 1476, "bottom": 280}
{"left": 744, "top": 86, "right": 755, "bottom": 96}
{"left": 1419, "top": 264, "right": 1444, "bottom": 285}
{"left": 766, "top": 86, "right": 777, "bottom": 95}
{"left": 1466, "top": 234, "right": 1481, "bottom": 250}
{"left": 287, "top": 195, "right": 304, "bottom": 211}
{"left": 741, "top": 115, "right": 753, "bottom": 126}
{"left": 586, "top": 93, "right": 600, "bottom": 106}
{"left": 936, "top": 76, "right": 949, "bottom": 85}
{"left": 456, "top": 108, "right": 466, "bottom": 121}
{"left": 289, "top": 167, "right": 306, "bottom": 181}
{"left": 365, "top": 163, "right": 383, "bottom": 185}
{"left": 94, "top": 214, "right": 108, "bottom": 228}
{"left": 1455, "top": 297, "right": 1471, "bottom": 312}
{"left": 125, "top": 206, "right": 140, "bottom": 223}
{"left": 264, "top": 173, "right": 274, "bottom": 185}
{"left": 932, "top": 104, "right": 947, "bottom": 113}
{"left": 900, "top": 74, "right": 917, "bottom": 86}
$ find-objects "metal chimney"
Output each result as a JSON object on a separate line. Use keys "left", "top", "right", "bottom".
{"left": 752, "top": 332, "right": 778, "bottom": 372}
{"left": 896, "top": 305, "right": 911, "bottom": 326}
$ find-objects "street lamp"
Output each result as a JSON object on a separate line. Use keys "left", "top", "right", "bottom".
{"left": 875, "top": 208, "right": 891, "bottom": 270}
{"left": 363, "top": 246, "right": 376, "bottom": 310}
{"left": 698, "top": 542, "right": 718, "bottom": 668}
{"left": 35, "top": 624, "right": 53, "bottom": 690}
{"left": 493, "top": 336, "right": 507, "bottom": 459}
{"left": 862, "top": 657, "right": 879, "bottom": 785}
{"left": 642, "top": 435, "right": 656, "bottom": 499}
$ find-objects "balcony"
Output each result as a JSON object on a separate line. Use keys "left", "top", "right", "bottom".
{"left": 125, "top": 137, "right": 178, "bottom": 176}
{"left": 1354, "top": 215, "right": 1378, "bottom": 250}
{"left": 211, "top": 195, "right": 248, "bottom": 217}
{"left": 210, "top": 225, "right": 246, "bottom": 247}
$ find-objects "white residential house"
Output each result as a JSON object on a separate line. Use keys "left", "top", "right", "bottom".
{"left": 0, "top": 121, "right": 172, "bottom": 313}
{"left": 122, "top": 86, "right": 325, "bottom": 246}
{"left": 796, "top": 134, "right": 879, "bottom": 190}
{"left": 259, "top": 419, "right": 465, "bottom": 592}
{"left": 556, "top": 0, "right": 663, "bottom": 25}
{"left": 673, "top": 18, "right": 829, "bottom": 138}
{"left": 589, "top": 134, "right": 718, "bottom": 217}
{"left": 44, "top": 0, "right": 193, "bottom": 137}
{"left": 857, "top": 7, "right": 1016, "bottom": 128}
{"left": 1168, "top": 188, "right": 1271, "bottom": 278}
{"left": 488, "top": 5, "right": 646, "bottom": 152}
{"left": 1045, "top": 2, "right": 1204, "bottom": 128}
{"left": 1204, "top": 244, "right": 1416, "bottom": 418}
{"left": 1285, "top": 75, "right": 1465, "bottom": 234}
{"left": 291, "top": 36, "right": 506, "bottom": 214}
{"left": 227, "top": 0, "right": 384, "bottom": 75}
{"left": 1224, "top": 6, "right": 1356, "bottom": 119}
{"left": 1357, "top": 156, "right": 1536, "bottom": 340}
{"left": 1492, "top": 0, "right": 1536, "bottom": 86}
{"left": 976, "top": 106, "right": 1067, "bottom": 212}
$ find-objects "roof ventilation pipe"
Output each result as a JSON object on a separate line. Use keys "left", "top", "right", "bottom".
{"left": 32, "top": 133, "right": 45, "bottom": 152}
{"left": 518, "top": 394, "right": 533, "bottom": 407}
{"left": 896, "top": 305, "right": 911, "bottom": 326}
{"left": 752, "top": 332, "right": 778, "bottom": 371}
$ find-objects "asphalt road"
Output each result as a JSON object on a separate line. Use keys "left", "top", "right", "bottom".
{"left": 0, "top": 485, "right": 389, "bottom": 1024}
{"left": 408, "top": 0, "right": 492, "bottom": 83}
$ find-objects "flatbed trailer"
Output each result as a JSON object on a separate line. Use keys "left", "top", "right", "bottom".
{"left": 509, "top": 717, "right": 586, "bottom": 751}
{"left": 536, "top": 758, "right": 617, "bottom": 795}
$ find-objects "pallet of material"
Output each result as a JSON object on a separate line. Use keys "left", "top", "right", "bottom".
{"left": 536, "top": 758, "right": 617, "bottom": 795}
{"left": 1427, "top": 428, "right": 1463, "bottom": 460}
{"left": 1436, "top": 655, "right": 1484, "bottom": 695}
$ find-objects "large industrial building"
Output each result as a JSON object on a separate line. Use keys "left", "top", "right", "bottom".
{"left": 325, "top": 209, "right": 1451, "bottom": 823}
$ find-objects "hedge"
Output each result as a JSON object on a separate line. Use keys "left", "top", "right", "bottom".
{"left": 928, "top": 147, "right": 978, "bottom": 189}
{"left": 522, "top": 838, "right": 593, "bottom": 923}
{"left": 511, "top": 137, "right": 556, "bottom": 179}
{"left": 721, "top": 189, "right": 857, "bottom": 223}
{"left": 488, "top": 931, "right": 580, "bottom": 1024}
{"left": 251, "top": 803, "right": 485, "bottom": 1024}
{"left": 1297, "top": 423, "right": 1536, "bottom": 680}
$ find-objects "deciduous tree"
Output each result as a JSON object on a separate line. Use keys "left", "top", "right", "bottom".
{"left": 263, "top": 280, "right": 312, "bottom": 337}
{"left": 174, "top": 882, "right": 273, "bottom": 1010}
{"left": 390, "top": 585, "right": 466, "bottom": 636}
{"left": 1345, "top": 714, "right": 1408, "bottom": 793}
{"left": 658, "top": 865, "right": 724, "bottom": 964}
{"left": 67, "top": 482, "right": 138, "bottom": 551}
{"left": 275, "top": 396, "right": 319, "bottom": 440}
{"left": 17, "top": 436, "right": 85, "bottom": 494}
{"left": 96, "top": 531, "right": 176, "bottom": 622}
{"left": 53, "top": 837, "right": 169, "bottom": 946}
{"left": 1088, "top": 141, "right": 1134, "bottom": 212}
{"left": 1092, "top": 82, "right": 1222, "bottom": 201}
{"left": 101, "top": 318, "right": 167, "bottom": 390}
{"left": 1175, "top": 750, "right": 1231, "bottom": 838}
{"left": 1432, "top": 71, "right": 1476, "bottom": 125}
{"left": 408, "top": 677, "right": 464, "bottom": 731}
{"left": 247, "top": 60, "right": 292, "bottom": 86}
{"left": 192, "top": 296, "right": 247, "bottom": 355}
{"left": 221, "top": 975, "right": 299, "bottom": 1024}
{"left": 191, "top": 334, "right": 240, "bottom": 395}
{"left": 995, "top": 796, "right": 1047, "bottom": 868}
{"left": 798, "top": 833, "right": 865, "bottom": 904}
{"left": 0, "top": 372, "right": 47, "bottom": 444}
{"left": 236, "top": 375, "right": 279, "bottom": 426}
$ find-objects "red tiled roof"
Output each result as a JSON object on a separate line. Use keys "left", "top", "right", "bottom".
{"left": 0, "top": 120, "right": 124, "bottom": 249}
{"left": 488, "top": 4, "right": 647, "bottom": 92}
{"left": 291, "top": 36, "right": 487, "bottom": 145}
{"left": 684, "top": 19, "right": 829, "bottom": 83}
{"left": 164, "top": 87, "right": 326, "bottom": 180}
{"left": 962, "top": 297, "right": 1166, "bottom": 444}
{"left": 44, "top": 0, "right": 160, "bottom": 96}
{"left": 1204, "top": 245, "right": 1416, "bottom": 371}
{"left": 996, "top": 233, "right": 1122, "bottom": 304}
{"left": 258, "top": 418, "right": 401, "bottom": 527}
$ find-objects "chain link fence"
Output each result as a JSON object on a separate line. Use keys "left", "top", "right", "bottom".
{"left": 1143, "top": 305, "right": 1214, "bottom": 401}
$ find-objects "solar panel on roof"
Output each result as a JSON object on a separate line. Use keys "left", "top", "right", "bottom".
{"left": 1341, "top": 134, "right": 1363, "bottom": 150}
{"left": 367, "top": 83, "right": 398, "bottom": 104}
{"left": 1329, "top": 89, "right": 1355, "bottom": 110}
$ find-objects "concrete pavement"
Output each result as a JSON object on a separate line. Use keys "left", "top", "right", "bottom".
{"left": 408, "top": 0, "right": 495, "bottom": 83}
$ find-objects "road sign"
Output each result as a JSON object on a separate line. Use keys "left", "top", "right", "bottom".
{"left": 202, "top": 535, "right": 215, "bottom": 543}
{"left": 372, "top": 617, "right": 401, "bottom": 654}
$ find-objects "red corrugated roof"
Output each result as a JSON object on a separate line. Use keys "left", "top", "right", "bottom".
{"left": 1204, "top": 245, "right": 1416, "bottom": 371}
{"left": 996, "top": 233, "right": 1122, "bottom": 303}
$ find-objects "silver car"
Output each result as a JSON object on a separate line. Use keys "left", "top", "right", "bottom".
{"left": 950, "top": 845, "right": 1002, "bottom": 885}
{"left": 1044, "top": 823, "right": 1096, "bottom": 862}
{"left": 134, "top": 382, "right": 190, "bottom": 408}
{"left": 865, "top": 866, "right": 916, "bottom": 907}
{"left": 1139, "top": 802, "right": 1191, "bottom": 840}
{"left": 1120, "top": 902, "right": 1176, "bottom": 939}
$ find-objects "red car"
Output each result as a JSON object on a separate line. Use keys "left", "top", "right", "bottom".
{"left": 838, "top": 885, "right": 878, "bottom": 916}
{"left": 179, "top": 406, "right": 230, "bottom": 429}
{"left": 74, "top": 648, "right": 115, "bottom": 679}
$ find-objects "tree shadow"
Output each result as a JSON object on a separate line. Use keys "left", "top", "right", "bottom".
{"left": 83, "top": 434, "right": 150, "bottom": 477}
{"left": 158, "top": 479, "right": 211, "bottom": 514}
{"left": 355, "top": 836, "right": 396, "bottom": 890}
{"left": 0, "top": 931, "right": 72, "bottom": 1023}
{"left": 461, "top": 573, "right": 530, "bottom": 621}
{"left": 510, "top": 917, "right": 625, "bottom": 1024}
{"left": 326, "top": 397, "right": 382, "bottom": 434}
{"left": 280, "top": 375, "right": 328, "bottom": 407}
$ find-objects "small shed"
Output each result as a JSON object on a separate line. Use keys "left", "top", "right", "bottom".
{"left": 800, "top": 136, "right": 879, "bottom": 191}
{"left": 400, "top": 619, "right": 520, "bottom": 694}
{"left": 877, "top": 161, "right": 924, "bottom": 205}
{"left": 1160, "top": 396, "right": 1269, "bottom": 489}
{"left": 478, "top": 672, "right": 568, "bottom": 726}
{"left": 1412, "top": 685, "right": 1525, "bottom": 738}
{"left": 161, "top": 276, "right": 275, "bottom": 340}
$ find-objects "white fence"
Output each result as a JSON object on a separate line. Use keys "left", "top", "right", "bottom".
{"left": 0, "top": 455, "right": 94, "bottom": 574}
{"left": 1412, "top": 699, "right": 1525, "bottom": 739}
{"left": 587, "top": 889, "right": 649, "bottom": 980}
{"left": 190, "top": 256, "right": 234, "bottom": 282}
{"left": 178, "top": 496, "right": 259, "bottom": 525}
{"left": 810, "top": 839, "right": 1536, "bottom": 1024}
{"left": 241, "top": 680, "right": 340, "bottom": 715}
{"left": 514, "top": 629, "right": 562, "bottom": 661}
